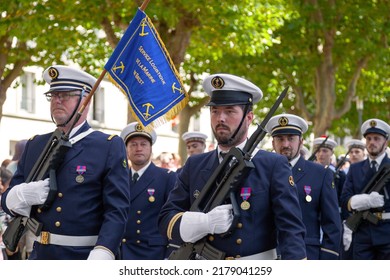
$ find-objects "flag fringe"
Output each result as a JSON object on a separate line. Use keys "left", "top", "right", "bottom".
{"left": 107, "top": 73, "right": 188, "bottom": 133}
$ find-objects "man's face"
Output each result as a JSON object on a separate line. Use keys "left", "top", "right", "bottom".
{"left": 349, "top": 147, "right": 365, "bottom": 164}
{"left": 365, "top": 133, "right": 388, "bottom": 158}
{"left": 316, "top": 147, "right": 333, "bottom": 166}
{"left": 126, "top": 136, "right": 152, "bottom": 168}
{"left": 186, "top": 141, "right": 206, "bottom": 156}
{"left": 272, "top": 134, "right": 302, "bottom": 161}
{"left": 49, "top": 90, "right": 82, "bottom": 125}
{"left": 210, "top": 105, "right": 253, "bottom": 148}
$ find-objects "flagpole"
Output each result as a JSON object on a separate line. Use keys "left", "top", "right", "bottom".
{"left": 64, "top": 0, "right": 151, "bottom": 138}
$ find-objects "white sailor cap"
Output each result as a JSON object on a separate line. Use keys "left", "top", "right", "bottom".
{"left": 182, "top": 131, "right": 208, "bottom": 144}
{"left": 265, "top": 114, "right": 308, "bottom": 137}
{"left": 313, "top": 136, "right": 338, "bottom": 150}
{"left": 361, "top": 118, "right": 390, "bottom": 139}
{"left": 203, "top": 73, "right": 263, "bottom": 106}
{"left": 300, "top": 145, "right": 310, "bottom": 158}
{"left": 120, "top": 122, "right": 157, "bottom": 145}
{"left": 43, "top": 65, "right": 98, "bottom": 94}
{"left": 345, "top": 139, "right": 365, "bottom": 150}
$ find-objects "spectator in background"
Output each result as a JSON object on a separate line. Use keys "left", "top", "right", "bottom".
{"left": 6, "top": 139, "right": 28, "bottom": 175}
{"left": 1, "top": 167, "right": 14, "bottom": 260}
{"left": 1, "top": 159, "right": 11, "bottom": 169}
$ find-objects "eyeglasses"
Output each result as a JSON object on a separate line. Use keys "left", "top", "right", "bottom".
{"left": 45, "top": 92, "right": 81, "bottom": 102}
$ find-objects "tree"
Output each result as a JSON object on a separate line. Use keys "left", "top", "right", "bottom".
{"left": 0, "top": 1, "right": 105, "bottom": 123}
{"left": 247, "top": 0, "right": 390, "bottom": 138}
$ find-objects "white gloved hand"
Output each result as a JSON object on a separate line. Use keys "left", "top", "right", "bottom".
{"left": 5, "top": 179, "right": 50, "bottom": 216}
{"left": 87, "top": 247, "right": 115, "bottom": 260}
{"left": 180, "top": 204, "right": 233, "bottom": 243}
{"left": 350, "top": 191, "right": 384, "bottom": 211}
{"left": 343, "top": 221, "right": 353, "bottom": 251}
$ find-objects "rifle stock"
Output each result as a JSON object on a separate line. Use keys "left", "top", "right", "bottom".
{"left": 345, "top": 163, "right": 390, "bottom": 232}
{"left": 169, "top": 86, "right": 289, "bottom": 260}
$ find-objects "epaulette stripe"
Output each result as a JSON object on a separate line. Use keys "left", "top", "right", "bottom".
{"left": 167, "top": 212, "right": 184, "bottom": 240}
{"left": 107, "top": 134, "right": 116, "bottom": 141}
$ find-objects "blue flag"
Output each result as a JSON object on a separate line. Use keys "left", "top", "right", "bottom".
{"left": 105, "top": 8, "right": 188, "bottom": 129}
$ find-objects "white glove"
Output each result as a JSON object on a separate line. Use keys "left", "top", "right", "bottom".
{"left": 180, "top": 204, "right": 233, "bottom": 243}
{"left": 5, "top": 179, "right": 50, "bottom": 216}
{"left": 87, "top": 247, "right": 115, "bottom": 260}
{"left": 343, "top": 221, "right": 353, "bottom": 251}
{"left": 350, "top": 191, "right": 384, "bottom": 211}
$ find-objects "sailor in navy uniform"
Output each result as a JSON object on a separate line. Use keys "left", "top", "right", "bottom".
{"left": 312, "top": 136, "right": 346, "bottom": 208}
{"left": 159, "top": 74, "right": 307, "bottom": 260}
{"left": 120, "top": 122, "right": 177, "bottom": 260}
{"left": 182, "top": 131, "right": 208, "bottom": 157}
{"left": 345, "top": 139, "right": 366, "bottom": 165}
{"left": 1, "top": 65, "right": 130, "bottom": 259}
{"left": 266, "top": 114, "right": 341, "bottom": 259}
{"left": 341, "top": 118, "right": 390, "bottom": 259}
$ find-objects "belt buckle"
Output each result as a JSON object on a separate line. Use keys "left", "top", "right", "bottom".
{"left": 375, "top": 212, "right": 383, "bottom": 220}
{"left": 40, "top": 231, "right": 50, "bottom": 245}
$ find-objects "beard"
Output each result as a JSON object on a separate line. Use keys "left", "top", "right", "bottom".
{"left": 280, "top": 148, "right": 294, "bottom": 161}
{"left": 213, "top": 123, "right": 247, "bottom": 147}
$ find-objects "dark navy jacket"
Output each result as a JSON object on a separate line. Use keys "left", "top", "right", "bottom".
{"left": 1, "top": 122, "right": 130, "bottom": 259}
{"left": 293, "top": 156, "right": 341, "bottom": 259}
{"left": 121, "top": 163, "right": 176, "bottom": 260}
{"left": 159, "top": 149, "right": 307, "bottom": 260}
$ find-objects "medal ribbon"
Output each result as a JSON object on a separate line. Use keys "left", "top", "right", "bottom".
{"left": 240, "top": 187, "right": 251, "bottom": 202}
{"left": 76, "top": 165, "right": 86, "bottom": 175}
{"left": 304, "top": 185, "right": 312, "bottom": 196}
{"left": 147, "top": 188, "right": 155, "bottom": 196}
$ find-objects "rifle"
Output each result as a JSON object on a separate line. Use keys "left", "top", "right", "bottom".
{"left": 345, "top": 163, "right": 390, "bottom": 232}
{"left": 2, "top": 129, "right": 72, "bottom": 252}
{"left": 307, "top": 136, "right": 329, "bottom": 161}
{"left": 168, "top": 86, "right": 289, "bottom": 260}
{"left": 335, "top": 147, "right": 352, "bottom": 174}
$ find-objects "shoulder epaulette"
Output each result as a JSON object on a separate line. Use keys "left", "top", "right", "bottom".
{"left": 29, "top": 135, "right": 37, "bottom": 141}
{"left": 107, "top": 134, "right": 117, "bottom": 141}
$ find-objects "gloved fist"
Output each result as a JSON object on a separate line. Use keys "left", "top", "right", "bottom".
{"left": 350, "top": 191, "right": 384, "bottom": 211}
{"left": 6, "top": 178, "right": 50, "bottom": 216}
{"left": 180, "top": 204, "right": 233, "bottom": 243}
{"left": 343, "top": 221, "right": 353, "bottom": 251}
{"left": 87, "top": 247, "right": 114, "bottom": 260}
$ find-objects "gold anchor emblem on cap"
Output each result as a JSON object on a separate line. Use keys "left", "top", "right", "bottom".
{"left": 279, "top": 116, "right": 289, "bottom": 126}
{"left": 370, "top": 120, "right": 377, "bottom": 127}
{"left": 211, "top": 76, "right": 225, "bottom": 89}
{"left": 135, "top": 123, "right": 143, "bottom": 132}
{"left": 48, "top": 67, "right": 59, "bottom": 80}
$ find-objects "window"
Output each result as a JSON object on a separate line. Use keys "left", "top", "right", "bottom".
{"left": 20, "top": 72, "right": 36, "bottom": 113}
{"left": 92, "top": 87, "right": 105, "bottom": 123}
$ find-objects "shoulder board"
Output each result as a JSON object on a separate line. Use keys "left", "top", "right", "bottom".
{"left": 107, "top": 134, "right": 117, "bottom": 141}
{"left": 29, "top": 135, "right": 37, "bottom": 141}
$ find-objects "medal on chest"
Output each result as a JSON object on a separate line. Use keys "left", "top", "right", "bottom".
{"left": 304, "top": 185, "right": 312, "bottom": 202}
{"left": 76, "top": 165, "right": 86, "bottom": 183}
{"left": 147, "top": 188, "right": 155, "bottom": 203}
{"left": 240, "top": 187, "right": 252, "bottom": 210}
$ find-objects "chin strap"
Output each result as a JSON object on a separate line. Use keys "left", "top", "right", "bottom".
{"left": 226, "top": 104, "right": 250, "bottom": 146}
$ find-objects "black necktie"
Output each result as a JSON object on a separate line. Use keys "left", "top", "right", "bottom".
{"left": 132, "top": 172, "right": 139, "bottom": 184}
{"left": 371, "top": 160, "right": 377, "bottom": 173}
{"left": 220, "top": 152, "right": 227, "bottom": 160}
